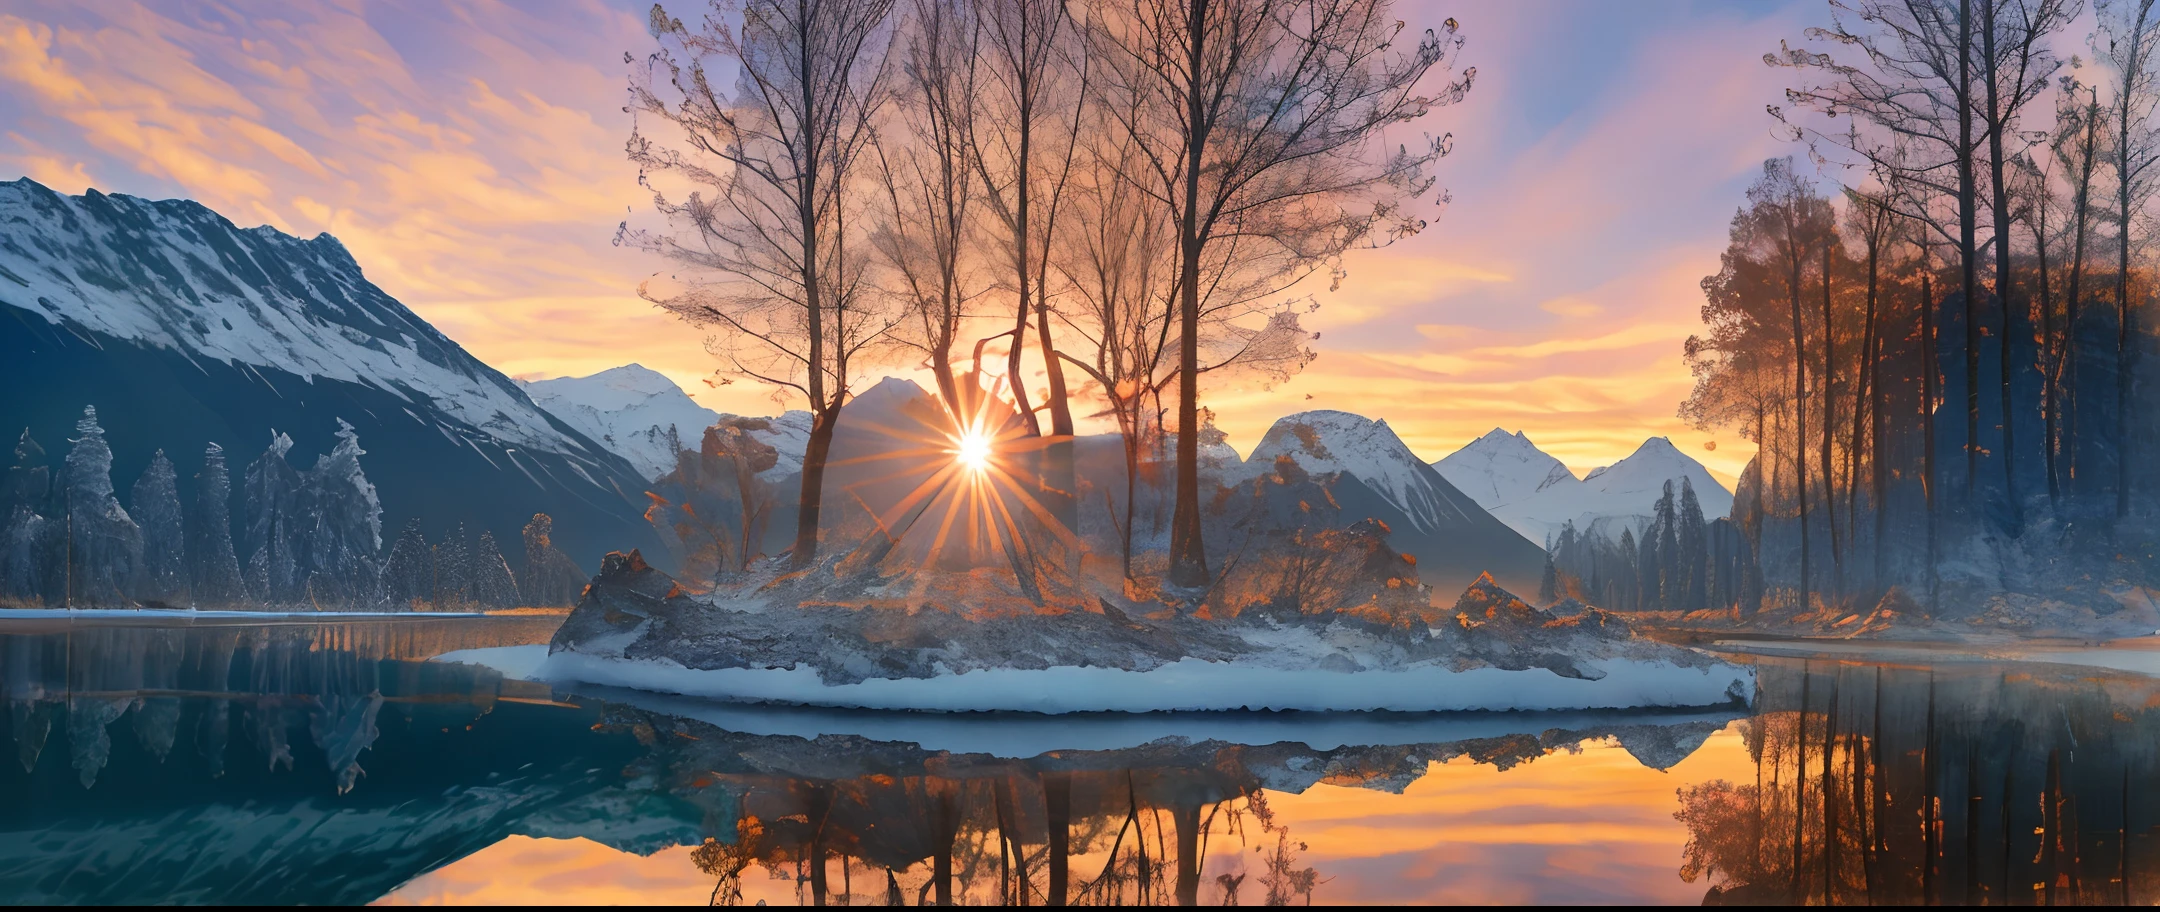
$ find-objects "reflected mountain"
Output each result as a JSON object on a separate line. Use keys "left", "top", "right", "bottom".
{"left": 1676, "top": 657, "right": 2160, "bottom": 905}
{"left": 2, "top": 619, "right": 1737, "bottom": 905}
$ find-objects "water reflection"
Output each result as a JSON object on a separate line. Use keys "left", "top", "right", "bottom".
{"left": 1677, "top": 657, "right": 2160, "bottom": 905}
{"left": 17, "top": 623, "right": 2159, "bottom": 905}
{"left": 0, "top": 619, "right": 1742, "bottom": 905}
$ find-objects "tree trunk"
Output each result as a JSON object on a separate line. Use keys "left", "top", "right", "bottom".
{"left": 1045, "top": 772, "right": 1072, "bottom": 906}
{"left": 932, "top": 348, "right": 964, "bottom": 425}
{"left": 1822, "top": 245, "right": 1843, "bottom": 592}
{"left": 1792, "top": 249, "right": 1812, "bottom": 611}
{"left": 1038, "top": 304, "right": 1078, "bottom": 534}
{"left": 2066, "top": 86, "right": 2099, "bottom": 495}
{"left": 1922, "top": 268, "right": 1941, "bottom": 607}
{"left": 1167, "top": 0, "right": 1211, "bottom": 592}
{"left": 1174, "top": 801, "right": 1202, "bottom": 906}
{"left": 1984, "top": 0, "right": 2023, "bottom": 528}
{"left": 2036, "top": 197, "right": 2060, "bottom": 505}
{"left": 1961, "top": 0, "right": 1982, "bottom": 500}
{"left": 791, "top": 407, "right": 840, "bottom": 569}
{"left": 1863, "top": 244, "right": 1887, "bottom": 593}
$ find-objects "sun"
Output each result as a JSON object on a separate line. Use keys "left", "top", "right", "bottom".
{"left": 953, "top": 429, "right": 993, "bottom": 473}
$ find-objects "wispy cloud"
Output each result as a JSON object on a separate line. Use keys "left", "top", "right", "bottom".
{"left": 0, "top": 0, "right": 1811, "bottom": 483}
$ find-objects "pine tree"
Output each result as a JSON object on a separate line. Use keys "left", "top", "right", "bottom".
{"left": 130, "top": 450, "right": 186, "bottom": 604}
{"left": 1617, "top": 527, "right": 1640, "bottom": 611}
{"left": 1654, "top": 480, "right": 1680, "bottom": 609}
{"left": 1678, "top": 477, "right": 1709, "bottom": 611}
{"left": 242, "top": 432, "right": 301, "bottom": 603}
{"left": 1537, "top": 554, "right": 1558, "bottom": 606}
{"left": 435, "top": 523, "right": 471, "bottom": 608}
{"left": 0, "top": 431, "right": 54, "bottom": 605}
{"left": 190, "top": 443, "right": 245, "bottom": 605}
{"left": 520, "top": 513, "right": 586, "bottom": 607}
{"left": 3, "top": 429, "right": 49, "bottom": 513}
{"left": 379, "top": 519, "right": 432, "bottom": 610}
{"left": 470, "top": 529, "right": 520, "bottom": 609}
{"left": 297, "top": 420, "right": 382, "bottom": 607}
{"left": 64, "top": 406, "right": 143, "bottom": 607}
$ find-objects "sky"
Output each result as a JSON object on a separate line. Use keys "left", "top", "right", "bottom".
{"left": 0, "top": 0, "right": 1827, "bottom": 484}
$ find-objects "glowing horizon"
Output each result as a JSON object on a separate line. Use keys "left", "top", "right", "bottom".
{"left": 0, "top": 0, "right": 1818, "bottom": 486}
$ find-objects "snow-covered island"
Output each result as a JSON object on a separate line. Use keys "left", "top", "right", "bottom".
{"left": 523, "top": 550, "right": 1751, "bottom": 714}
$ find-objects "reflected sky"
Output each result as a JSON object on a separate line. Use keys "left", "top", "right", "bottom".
{"left": 380, "top": 728, "right": 1756, "bottom": 905}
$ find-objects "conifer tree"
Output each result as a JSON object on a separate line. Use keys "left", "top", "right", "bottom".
{"left": 130, "top": 450, "right": 186, "bottom": 604}
{"left": 471, "top": 529, "right": 520, "bottom": 609}
{"left": 297, "top": 420, "right": 382, "bottom": 607}
{"left": 242, "top": 432, "right": 301, "bottom": 603}
{"left": 436, "top": 523, "right": 472, "bottom": 608}
{"left": 64, "top": 406, "right": 142, "bottom": 607}
{"left": 0, "top": 431, "right": 54, "bottom": 604}
{"left": 379, "top": 519, "right": 432, "bottom": 610}
{"left": 521, "top": 513, "right": 586, "bottom": 607}
{"left": 1538, "top": 554, "right": 1558, "bottom": 606}
{"left": 1678, "top": 477, "right": 1709, "bottom": 611}
{"left": 1654, "top": 481, "right": 1680, "bottom": 608}
{"left": 1617, "top": 527, "right": 1640, "bottom": 611}
{"left": 189, "top": 442, "right": 245, "bottom": 605}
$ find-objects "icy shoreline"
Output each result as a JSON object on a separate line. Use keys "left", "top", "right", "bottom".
{"left": 438, "top": 644, "right": 1752, "bottom": 714}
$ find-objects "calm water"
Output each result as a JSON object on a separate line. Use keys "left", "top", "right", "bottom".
{"left": 2, "top": 618, "right": 2157, "bottom": 905}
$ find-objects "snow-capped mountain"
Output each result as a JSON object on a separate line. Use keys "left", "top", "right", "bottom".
{"left": 1433, "top": 428, "right": 1579, "bottom": 513}
{"left": 523, "top": 365, "right": 713, "bottom": 480}
{"left": 1238, "top": 410, "right": 1547, "bottom": 593}
{"left": 1434, "top": 430, "right": 1733, "bottom": 545}
{"left": 0, "top": 178, "right": 655, "bottom": 567}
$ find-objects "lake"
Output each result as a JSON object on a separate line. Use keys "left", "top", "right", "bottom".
{"left": 1, "top": 615, "right": 2154, "bottom": 905}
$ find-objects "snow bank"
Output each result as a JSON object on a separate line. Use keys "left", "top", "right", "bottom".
{"left": 438, "top": 644, "right": 1750, "bottom": 715}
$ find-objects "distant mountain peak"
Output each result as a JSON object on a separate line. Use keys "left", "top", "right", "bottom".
{"left": 1432, "top": 426, "right": 1576, "bottom": 514}
{"left": 1437, "top": 430, "right": 1733, "bottom": 545}
{"left": 523, "top": 366, "right": 723, "bottom": 481}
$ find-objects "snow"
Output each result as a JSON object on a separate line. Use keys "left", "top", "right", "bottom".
{"left": 1436, "top": 432, "right": 1735, "bottom": 544}
{"left": 1433, "top": 427, "right": 1580, "bottom": 513}
{"left": 521, "top": 365, "right": 722, "bottom": 480}
{"left": 438, "top": 644, "right": 1750, "bottom": 715}
{"left": 1241, "top": 410, "right": 1488, "bottom": 532}
{"left": 0, "top": 179, "right": 612, "bottom": 464}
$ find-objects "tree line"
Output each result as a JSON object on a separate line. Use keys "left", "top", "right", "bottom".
{"left": 0, "top": 406, "right": 586, "bottom": 610}
{"left": 1684, "top": 0, "right": 2160, "bottom": 612}
{"left": 1540, "top": 477, "right": 1764, "bottom": 615}
{"left": 617, "top": 0, "right": 1474, "bottom": 592}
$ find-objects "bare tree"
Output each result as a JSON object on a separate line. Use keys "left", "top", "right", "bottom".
{"left": 1844, "top": 180, "right": 1902, "bottom": 591}
{"left": 620, "top": 0, "right": 903, "bottom": 569}
{"left": 2097, "top": 0, "right": 2160, "bottom": 517}
{"left": 873, "top": 0, "right": 986, "bottom": 418}
{"left": 973, "top": 0, "right": 1090, "bottom": 531}
{"left": 2049, "top": 73, "right": 2106, "bottom": 494}
{"left": 1771, "top": 0, "right": 1987, "bottom": 496}
{"left": 1054, "top": 117, "right": 1180, "bottom": 581}
{"left": 1976, "top": 0, "right": 2078, "bottom": 525}
{"left": 1091, "top": 0, "right": 1471, "bottom": 590}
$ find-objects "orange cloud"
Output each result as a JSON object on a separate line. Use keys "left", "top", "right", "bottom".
{"left": 0, "top": 0, "right": 1803, "bottom": 485}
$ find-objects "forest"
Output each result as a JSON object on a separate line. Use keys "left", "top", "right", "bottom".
{"left": 0, "top": 405, "right": 587, "bottom": 610}
{"left": 1672, "top": 0, "right": 2160, "bottom": 619}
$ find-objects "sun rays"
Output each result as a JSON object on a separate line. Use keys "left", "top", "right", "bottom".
{"left": 824, "top": 378, "right": 1083, "bottom": 597}
{"left": 951, "top": 428, "right": 993, "bottom": 473}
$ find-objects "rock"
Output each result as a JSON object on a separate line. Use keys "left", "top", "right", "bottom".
{"left": 549, "top": 550, "right": 692, "bottom": 654}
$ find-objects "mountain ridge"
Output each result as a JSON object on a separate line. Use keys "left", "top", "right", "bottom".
{"left": 0, "top": 178, "right": 657, "bottom": 571}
